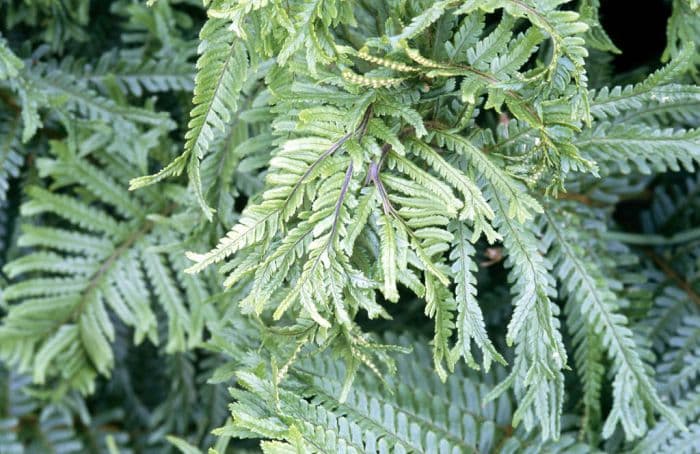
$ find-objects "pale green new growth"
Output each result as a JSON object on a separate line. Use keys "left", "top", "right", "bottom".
{"left": 1, "top": 0, "right": 700, "bottom": 452}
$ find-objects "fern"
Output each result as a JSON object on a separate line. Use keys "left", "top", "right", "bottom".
{"left": 222, "top": 332, "right": 590, "bottom": 453}
{"left": 29, "top": 61, "right": 174, "bottom": 129}
{"left": 0, "top": 34, "right": 22, "bottom": 81}
{"left": 0, "top": 113, "right": 24, "bottom": 202}
{"left": 487, "top": 189, "right": 566, "bottom": 439}
{"left": 576, "top": 123, "right": 700, "bottom": 175}
{"left": 542, "top": 207, "right": 682, "bottom": 439}
{"left": 81, "top": 52, "right": 195, "bottom": 96}
{"left": 2, "top": 0, "right": 700, "bottom": 452}
{"left": 449, "top": 220, "right": 505, "bottom": 371}
{"left": 0, "top": 132, "right": 208, "bottom": 395}
{"left": 130, "top": 18, "right": 249, "bottom": 220}
{"left": 634, "top": 385, "right": 700, "bottom": 454}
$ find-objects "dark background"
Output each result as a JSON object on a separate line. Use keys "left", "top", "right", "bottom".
{"left": 601, "top": 0, "right": 672, "bottom": 71}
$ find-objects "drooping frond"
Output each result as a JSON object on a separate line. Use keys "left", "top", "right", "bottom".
{"left": 448, "top": 220, "right": 505, "bottom": 372}
{"left": 485, "top": 187, "right": 567, "bottom": 440}
{"left": 129, "top": 18, "right": 249, "bottom": 220}
{"left": 542, "top": 207, "right": 682, "bottom": 439}
{"left": 0, "top": 113, "right": 24, "bottom": 202}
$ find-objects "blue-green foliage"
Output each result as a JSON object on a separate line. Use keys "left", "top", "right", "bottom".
{"left": 1, "top": 0, "right": 700, "bottom": 453}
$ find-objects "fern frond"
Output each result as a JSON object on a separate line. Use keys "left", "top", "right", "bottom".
{"left": 457, "top": 0, "right": 590, "bottom": 116}
{"left": 445, "top": 12, "right": 486, "bottom": 63}
{"left": 433, "top": 130, "right": 542, "bottom": 223}
{"left": 576, "top": 124, "right": 700, "bottom": 175}
{"left": 408, "top": 138, "right": 495, "bottom": 237}
{"left": 225, "top": 332, "right": 590, "bottom": 453}
{"left": 130, "top": 18, "right": 249, "bottom": 220}
{"left": 449, "top": 220, "right": 505, "bottom": 371}
{"left": 656, "top": 309, "right": 700, "bottom": 401}
{"left": 0, "top": 136, "right": 207, "bottom": 395}
{"left": 0, "top": 114, "right": 24, "bottom": 202}
{"left": 486, "top": 188, "right": 566, "bottom": 439}
{"left": 0, "top": 34, "right": 22, "bottom": 80}
{"left": 376, "top": 214, "right": 398, "bottom": 303}
{"left": 633, "top": 385, "right": 700, "bottom": 454}
{"left": 387, "top": 0, "right": 456, "bottom": 45}
{"left": 542, "top": 208, "right": 683, "bottom": 440}
{"left": 84, "top": 53, "right": 194, "bottom": 96}
{"left": 590, "top": 45, "right": 697, "bottom": 120}
{"left": 578, "top": 0, "right": 620, "bottom": 53}
{"left": 29, "top": 62, "right": 174, "bottom": 129}
{"left": 663, "top": 0, "right": 700, "bottom": 65}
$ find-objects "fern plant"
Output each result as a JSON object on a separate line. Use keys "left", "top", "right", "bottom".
{"left": 1, "top": 0, "right": 700, "bottom": 452}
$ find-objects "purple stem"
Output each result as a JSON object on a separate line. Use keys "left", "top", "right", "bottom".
{"left": 368, "top": 160, "right": 396, "bottom": 216}
{"left": 286, "top": 107, "right": 372, "bottom": 205}
{"left": 330, "top": 162, "right": 354, "bottom": 239}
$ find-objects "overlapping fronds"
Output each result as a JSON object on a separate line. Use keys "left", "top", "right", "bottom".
{"left": 0, "top": 132, "right": 209, "bottom": 395}
{"left": 2, "top": 0, "right": 700, "bottom": 451}
{"left": 223, "top": 333, "right": 591, "bottom": 453}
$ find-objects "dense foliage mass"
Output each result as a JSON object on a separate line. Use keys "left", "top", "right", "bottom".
{"left": 1, "top": 0, "right": 699, "bottom": 452}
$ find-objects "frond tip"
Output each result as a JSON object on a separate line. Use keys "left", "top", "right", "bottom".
{"left": 130, "top": 18, "right": 249, "bottom": 220}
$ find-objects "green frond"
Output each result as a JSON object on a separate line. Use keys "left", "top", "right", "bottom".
{"left": 567, "top": 310, "right": 605, "bottom": 443}
{"left": 29, "top": 62, "right": 174, "bottom": 129}
{"left": 542, "top": 208, "right": 683, "bottom": 440}
{"left": 658, "top": 313, "right": 700, "bottom": 401}
{"left": 84, "top": 53, "right": 194, "bottom": 96}
{"left": 576, "top": 124, "right": 700, "bottom": 175}
{"left": 377, "top": 214, "right": 398, "bottom": 303}
{"left": 185, "top": 201, "right": 280, "bottom": 273}
{"left": 224, "top": 332, "right": 591, "bottom": 453}
{"left": 464, "top": 14, "right": 515, "bottom": 68}
{"left": 130, "top": 18, "right": 249, "bottom": 220}
{"left": 444, "top": 12, "right": 486, "bottom": 63}
{"left": 457, "top": 0, "right": 590, "bottom": 116}
{"left": 487, "top": 187, "right": 566, "bottom": 439}
{"left": 0, "top": 362, "right": 134, "bottom": 453}
{"left": 448, "top": 220, "right": 505, "bottom": 371}
{"left": 578, "top": 0, "right": 620, "bottom": 53}
{"left": 185, "top": 110, "right": 368, "bottom": 274}
{"left": 633, "top": 385, "right": 700, "bottom": 454}
{"left": 433, "top": 130, "right": 542, "bottom": 223}
{"left": 0, "top": 34, "right": 22, "bottom": 81}
{"left": 388, "top": 0, "right": 456, "bottom": 45}
{"left": 663, "top": 0, "right": 700, "bottom": 64}
{"left": 590, "top": 45, "right": 697, "bottom": 120}
{"left": 407, "top": 138, "right": 495, "bottom": 237}
{"left": 0, "top": 114, "right": 24, "bottom": 202}
{"left": 385, "top": 152, "right": 463, "bottom": 215}
{"left": 0, "top": 134, "right": 206, "bottom": 395}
